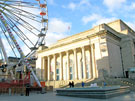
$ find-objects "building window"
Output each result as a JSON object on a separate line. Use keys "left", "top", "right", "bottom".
{"left": 56, "top": 75, "right": 59, "bottom": 81}
{"left": 81, "top": 60, "right": 84, "bottom": 79}
{"left": 70, "top": 67, "right": 72, "bottom": 72}
{"left": 86, "top": 56, "right": 90, "bottom": 79}
{"left": 56, "top": 69, "right": 59, "bottom": 74}
{"left": 70, "top": 67, "right": 73, "bottom": 80}
{"left": 56, "top": 68, "right": 59, "bottom": 81}
{"left": 70, "top": 74, "right": 73, "bottom": 80}
{"left": 86, "top": 64, "right": 90, "bottom": 79}
{"left": 69, "top": 59, "right": 74, "bottom": 80}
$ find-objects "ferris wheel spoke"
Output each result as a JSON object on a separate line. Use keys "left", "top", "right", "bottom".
{"left": 4, "top": 14, "right": 35, "bottom": 46}
{"left": 1, "top": 10, "right": 34, "bottom": 41}
{"left": 0, "top": 24, "right": 18, "bottom": 58}
{"left": 4, "top": 11, "right": 40, "bottom": 36}
{"left": 8, "top": 11, "right": 41, "bottom": 32}
{"left": 6, "top": 9, "right": 41, "bottom": 23}
{"left": 6, "top": 4, "right": 41, "bottom": 18}
{"left": 0, "top": 0, "right": 39, "bottom": 7}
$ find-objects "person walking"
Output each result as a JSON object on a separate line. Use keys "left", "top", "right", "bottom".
{"left": 26, "top": 85, "right": 30, "bottom": 96}
{"left": 81, "top": 81, "right": 85, "bottom": 87}
{"left": 71, "top": 81, "right": 74, "bottom": 88}
{"left": 69, "top": 81, "right": 72, "bottom": 88}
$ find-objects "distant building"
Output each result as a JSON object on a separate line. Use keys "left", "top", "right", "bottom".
{"left": 8, "top": 57, "right": 36, "bottom": 72}
{"left": 0, "top": 57, "right": 36, "bottom": 81}
{"left": 36, "top": 19, "right": 135, "bottom": 87}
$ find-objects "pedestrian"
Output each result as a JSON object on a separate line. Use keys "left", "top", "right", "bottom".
{"left": 69, "top": 81, "right": 72, "bottom": 88}
{"left": 26, "top": 85, "right": 30, "bottom": 96}
{"left": 82, "top": 81, "right": 85, "bottom": 87}
{"left": 103, "top": 81, "right": 107, "bottom": 86}
{"left": 71, "top": 81, "right": 74, "bottom": 88}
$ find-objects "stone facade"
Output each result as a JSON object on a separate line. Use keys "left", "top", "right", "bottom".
{"left": 36, "top": 19, "right": 135, "bottom": 88}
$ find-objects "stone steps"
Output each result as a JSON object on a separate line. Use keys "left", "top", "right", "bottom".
{"left": 73, "top": 78, "right": 135, "bottom": 91}
{"left": 56, "top": 86, "right": 130, "bottom": 99}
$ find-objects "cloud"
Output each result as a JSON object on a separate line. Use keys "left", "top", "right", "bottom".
{"left": 130, "top": 3, "right": 135, "bottom": 9}
{"left": 92, "top": 17, "right": 117, "bottom": 27}
{"left": 48, "top": 18, "right": 71, "bottom": 34}
{"left": 79, "top": 0, "right": 91, "bottom": 6}
{"left": 46, "top": 18, "right": 72, "bottom": 45}
{"left": 65, "top": 0, "right": 91, "bottom": 11}
{"left": 82, "top": 13, "right": 117, "bottom": 27}
{"left": 125, "top": 22, "right": 135, "bottom": 31}
{"left": 48, "top": 0, "right": 55, "bottom": 5}
{"left": 68, "top": 2, "right": 77, "bottom": 11}
{"left": 124, "top": 2, "right": 135, "bottom": 11}
{"left": 103, "top": 0, "right": 126, "bottom": 11}
{"left": 82, "top": 14, "right": 100, "bottom": 24}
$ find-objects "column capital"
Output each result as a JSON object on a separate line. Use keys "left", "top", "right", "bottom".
{"left": 59, "top": 52, "right": 63, "bottom": 56}
{"left": 47, "top": 55, "right": 50, "bottom": 59}
{"left": 65, "top": 50, "right": 69, "bottom": 53}
{"left": 81, "top": 46, "right": 85, "bottom": 49}
{"left": 73, "top": 48, "right": 77, "bottom": 51}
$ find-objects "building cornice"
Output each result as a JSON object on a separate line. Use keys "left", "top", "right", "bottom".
{"left": 38, "top": 30, "right": 107, "bottom": 53}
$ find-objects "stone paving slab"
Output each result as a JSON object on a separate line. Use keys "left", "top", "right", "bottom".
{"left": 0, "top": 92, "right": 135, "bottom": 101}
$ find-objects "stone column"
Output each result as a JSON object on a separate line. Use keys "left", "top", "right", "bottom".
{"left": 47, "top": 56, "right": 50, "bottom": 81}
{"left": 60, "top": 53, "right": 63, "bottom": 80}
{"left": 66, "top": 51, "right": 70, "bottom": 80}
{"left": 54, "top": 54, "right": 56, "bottom": 80}
{"left": 44, "top": 57, "right": 47, "bottom": 81}
{"left": 82, "top": 46, "right": 87, "bottom": 79}
{"left": 91, "top": 44, "right": 97, "bottom": 78}
{"left": 74, "top": 49, "right": 78, "bottom": 80}
{"left": 41, "top": 57, "right": 44, "bottom": 80}
{"left": 42, "top": 57, "right": 46, "bottom": 80}
{"left": 89, "top": 46, "right": 93, "bottom": 79}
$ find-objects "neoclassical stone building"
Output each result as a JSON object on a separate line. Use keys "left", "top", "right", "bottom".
{"left": 36, "top": 19, "right": 135, "bottom": 87}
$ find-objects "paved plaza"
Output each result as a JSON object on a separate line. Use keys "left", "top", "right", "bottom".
{"left": 0, "top": 91, "right": 135, "bottom": 101}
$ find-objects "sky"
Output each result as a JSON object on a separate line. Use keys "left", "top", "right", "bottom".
{"left": 46, "top": 0, "right": 135, "bottom": 45}
{"left": 1, "top": 0, "right": 135, "bottom": 58}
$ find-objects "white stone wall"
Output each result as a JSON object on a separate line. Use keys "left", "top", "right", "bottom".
{"left": 107, "top": 40, "right": 123, "bottom": 77}
{"left": 121, "top": 37, "right": 135, "bottom": 72}
{"left": 94, "top": 35, "right": 110, "bottom": 78}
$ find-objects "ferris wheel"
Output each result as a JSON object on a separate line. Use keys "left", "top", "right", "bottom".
{"left": 0, "top": 0, "right": 48, "bottom": 87}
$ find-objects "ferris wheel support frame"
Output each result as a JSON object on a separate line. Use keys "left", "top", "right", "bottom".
{"left": 0, "top": 13, "right": 41, "bottom": 87}
{"left": 0, "top": 36, "right": 8, "bottom": 63}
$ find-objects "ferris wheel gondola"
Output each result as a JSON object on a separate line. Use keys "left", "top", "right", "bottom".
{"left": 0, "top": 0, "right": 48, "bottom": 87}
